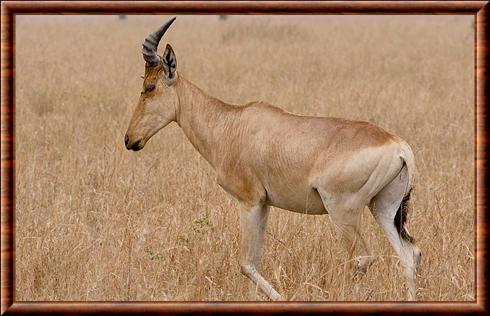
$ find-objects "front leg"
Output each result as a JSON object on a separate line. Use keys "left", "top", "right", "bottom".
{"left": 239, "top": 203, "right": 282, "bottom": 301}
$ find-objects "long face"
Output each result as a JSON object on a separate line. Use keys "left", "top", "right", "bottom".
{"left": 124, "top": 64, "right": 177, "bottom": 151}
{"left": 124, "top": 18, "right": 178, "bottom": 151}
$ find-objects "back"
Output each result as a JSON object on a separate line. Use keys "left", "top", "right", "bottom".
{"left": 236, "top": 102, "right": 395, "bottom": 169}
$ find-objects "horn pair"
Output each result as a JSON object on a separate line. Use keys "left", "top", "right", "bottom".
{"left": 142, "top": 17, "right": 176, "bottom": 66}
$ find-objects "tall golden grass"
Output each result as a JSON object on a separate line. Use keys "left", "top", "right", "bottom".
{"left": 15, "top": 15, "right": 474, "bottom": 301}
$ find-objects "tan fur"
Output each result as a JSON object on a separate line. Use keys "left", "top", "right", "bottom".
{"left": 171, "top": 76, "right": 401, "bottom": 211}
{"left": 126, "top": 65, "right": 419, "bottom": 301}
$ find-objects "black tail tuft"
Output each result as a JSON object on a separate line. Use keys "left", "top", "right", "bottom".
{"left": 394, "top": 189, "right": 414, "bottom": 243}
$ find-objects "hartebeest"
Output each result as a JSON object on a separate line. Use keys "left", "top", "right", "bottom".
{"left": 125, "top": 17, "right": 421, "bottom": 301}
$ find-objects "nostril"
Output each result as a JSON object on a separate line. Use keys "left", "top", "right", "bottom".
{"left": 124, "top": 134, "right": 129, "bottom": 147}
{"left": 130, "top": 139, "right": 142, "bottom": 151}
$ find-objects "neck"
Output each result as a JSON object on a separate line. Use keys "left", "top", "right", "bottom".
{"left": 174, "top": 74, "right": 237, "bottom": 169}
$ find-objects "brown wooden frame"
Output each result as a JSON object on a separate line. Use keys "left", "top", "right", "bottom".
{"left": 1, "top": 1, "right": 488, "bottom": 315}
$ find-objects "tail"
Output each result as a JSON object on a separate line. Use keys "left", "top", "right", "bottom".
{"left": 395, "top": 141, "right": 416, "bottom": 243}
{"left": 394, "top": 186, "right": 414, "bottom": 243}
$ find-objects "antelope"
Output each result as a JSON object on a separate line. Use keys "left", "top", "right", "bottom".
{"left": 125, "top": 17, "right": 421, "bottom": 301}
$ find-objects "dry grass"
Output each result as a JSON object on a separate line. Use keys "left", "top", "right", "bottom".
{"left": 15, "top": 15, "right": 474, "bottom": 301}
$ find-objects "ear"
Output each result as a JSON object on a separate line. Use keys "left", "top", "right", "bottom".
{"left": 162, "top": 44, "right": 177, "bottom": 85}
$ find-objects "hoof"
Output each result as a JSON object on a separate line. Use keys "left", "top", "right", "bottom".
{"left": 352, "top": 256, "right": 374, "bottom": 280}
{"left": 352, "top": 269, "right": 367, "bottom": 282}
{"left": 267, "top": 289, "right": 283, "bottom": 301}
{"left": 270, "top": 293, "right": 283, "bottom": 301}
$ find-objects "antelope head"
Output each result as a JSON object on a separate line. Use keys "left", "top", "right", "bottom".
{"left": 125, "top": 17, "right": 179, "bottom": 151}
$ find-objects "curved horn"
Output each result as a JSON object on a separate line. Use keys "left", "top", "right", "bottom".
{"left": 142, "top": 17, "right": 176, "bottom": 66}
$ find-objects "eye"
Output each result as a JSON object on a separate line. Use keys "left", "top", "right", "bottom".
{"left": 143, "top": 84, "right": 156, "bottom": 93}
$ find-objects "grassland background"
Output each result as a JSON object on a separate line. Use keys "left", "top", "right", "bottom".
{"left": 15, "top": 15, "right": 474, "bottom": 301}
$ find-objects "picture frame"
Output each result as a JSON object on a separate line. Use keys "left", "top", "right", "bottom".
{"left": 1, "top": 1, "right": 488, "bottom": 314}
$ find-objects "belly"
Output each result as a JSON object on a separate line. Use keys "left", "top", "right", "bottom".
{"left": 265, "top": 185, "right": 327, "bottom": 215}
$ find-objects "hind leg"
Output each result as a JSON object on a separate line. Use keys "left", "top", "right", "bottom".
{"left": 317, "top": 189, "right": 373, "bottom": 278}
{"left": 370, "top": 167, "right": 421, "bottom": 300}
